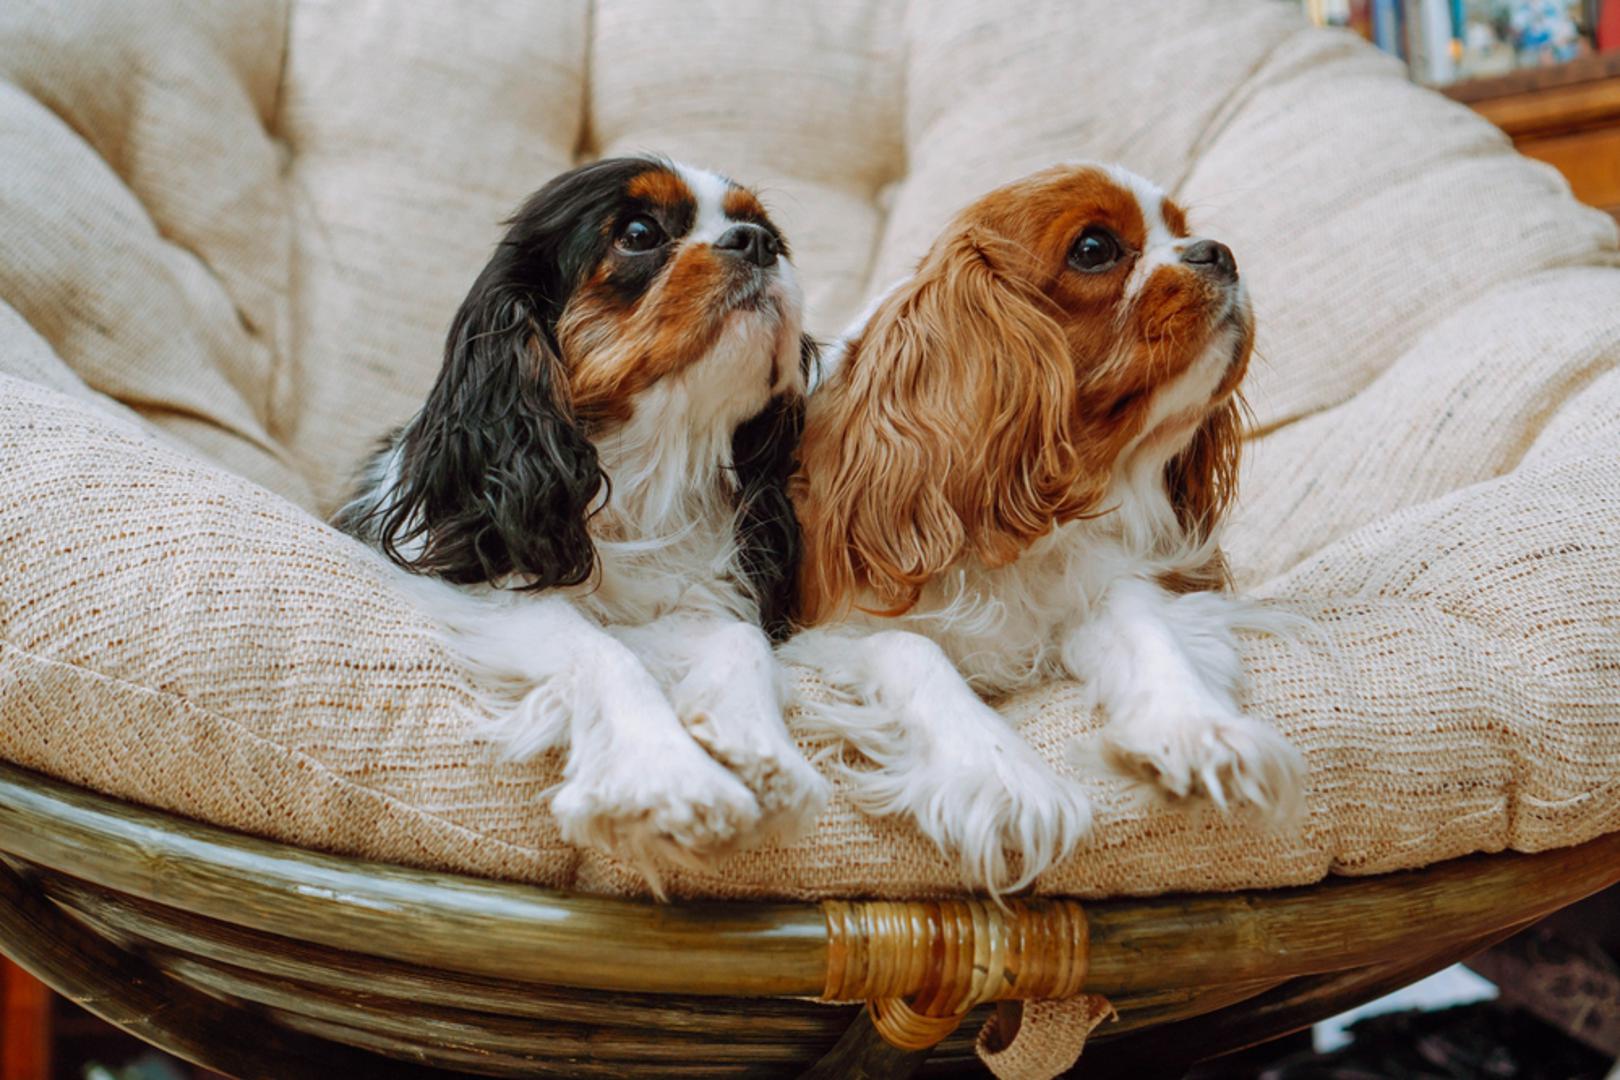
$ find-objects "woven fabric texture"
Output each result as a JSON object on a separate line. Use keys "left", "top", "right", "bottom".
{"left": 2, "top": 0, "right": 1618, "bottom": 904}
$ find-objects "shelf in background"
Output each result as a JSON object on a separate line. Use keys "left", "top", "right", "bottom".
{"left": 1443, "top": 53, "right": 1620, "bottom": 218}
{"left": 1442, "top": 49, "right": 1620, "bottom": 103}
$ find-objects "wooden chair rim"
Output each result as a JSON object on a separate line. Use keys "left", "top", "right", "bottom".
{"left": 2, "top": 760, "right": 1616, "bottom": 1002}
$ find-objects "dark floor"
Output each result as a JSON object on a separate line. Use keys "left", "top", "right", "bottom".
{"left": 1188, "top": 1003, "right": 1613, "bottom": 1079}
{"left": 32, "top": 996, "right": 1619, "bottom": 1080}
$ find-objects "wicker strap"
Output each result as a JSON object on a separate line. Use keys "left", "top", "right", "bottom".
{"left": 820, "top": 899, "right": 1090, "bottom": 1050}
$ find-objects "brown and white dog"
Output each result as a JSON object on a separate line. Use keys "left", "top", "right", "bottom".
{"left": 337, "top": 157, "right": 826, "bottom": 889}
{"left": 784, "top": 163, "right": 1304, "bottom": 893}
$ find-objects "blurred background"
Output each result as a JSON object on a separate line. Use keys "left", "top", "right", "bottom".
{"left": 1296, "top": 0, "right": 1620, "bottom": 218}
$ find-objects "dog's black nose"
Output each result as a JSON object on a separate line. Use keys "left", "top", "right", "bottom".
{"left": 1181, "top": 239, "right": 1237, "bottom": 281}
{"left": 715, "top": 223, "right": 779, "bottom": 268}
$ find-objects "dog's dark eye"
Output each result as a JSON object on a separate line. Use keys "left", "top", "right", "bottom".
{"left": 615, "top": 215, "right": 665, "bottom": 254}
{"left": 1069, "top": 227, "right": 1123, "bottom": 273}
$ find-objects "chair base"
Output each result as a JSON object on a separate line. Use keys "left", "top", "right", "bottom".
{"left": 1, "top": 761, "right": 1617, "bottom": 1078}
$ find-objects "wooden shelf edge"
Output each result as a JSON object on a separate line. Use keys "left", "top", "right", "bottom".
{"left": 1443, "top": 50, "right": 1620, "bottom": 105}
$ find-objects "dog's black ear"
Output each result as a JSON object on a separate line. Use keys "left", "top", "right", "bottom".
{"left": 730, "top": 334, "right": 817, "bottom": 641}
{"left": 371, "top": 272, "right": 605, "bottom": 589}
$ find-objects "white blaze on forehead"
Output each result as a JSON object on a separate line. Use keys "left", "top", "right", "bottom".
{"left": 1099, "top": 164, "right": 1183, "bottom": 300}
{"left": 673, "top": 162, "right": 736, "bottom": 244}
{"left": 666, "top": 161, "right": 804, "bottom": 402}
{"left": 1101, "top": 163, "right": 1169, "bottom": 228}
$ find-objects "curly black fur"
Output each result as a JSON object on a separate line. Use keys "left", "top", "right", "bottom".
{"left": 336, "top": 158, "right": 811, "bottom": 621}
{"left": 339, "top": 158, "right": 669, "bottom": 589}
{"left": 728, "top": 335, "right": 816, "bottom": 641}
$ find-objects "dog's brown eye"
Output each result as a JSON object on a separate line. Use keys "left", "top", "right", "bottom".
{"left": 1069, "top": 227, "right": 1122, "bottom": 273}
{"left": 615, "top": 215, "right": 665, "bottom": 254}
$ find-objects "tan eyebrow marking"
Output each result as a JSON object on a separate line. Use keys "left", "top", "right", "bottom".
{"left": 626, "top": 168, "right": 691, "bottom": 209}
{"left": 722, "top": 186, "right": 767, "bottom": 222}
{"left": 1161, "top": 198, "right": 1189, "bottom": 238}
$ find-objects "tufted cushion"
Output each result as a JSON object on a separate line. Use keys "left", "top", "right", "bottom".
{"left": 2, "top": 0, "right": 1618, "bottom": 903}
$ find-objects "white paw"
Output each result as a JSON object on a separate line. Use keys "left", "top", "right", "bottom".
{"left": 681, "top": 709, "right": 828, "bottom": 845}
{"left": 670, "top": 644, "right": 828, "bottom": 845}
{"left": 830, "top": 709, "right": 1091, "bottom": 896}
{"left": 1098, "top": 706, "right": 1304, "bottom": 820}
{"left": 913, "top": 739, "right": 1093, "bottom": 895}
{"left": 785, "top": 627, "right": 1087, "bottom": 894}
{"left": 550, "top": 734, "right": 763, "bottom": 879}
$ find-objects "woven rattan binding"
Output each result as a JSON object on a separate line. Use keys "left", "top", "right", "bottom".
{"left": 820, "top": 898, "right": 1089, "bottom": 1050}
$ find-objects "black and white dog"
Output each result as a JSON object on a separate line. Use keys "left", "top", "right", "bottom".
{"left": 336, "top": 157, "right": 825, "bottom": 887}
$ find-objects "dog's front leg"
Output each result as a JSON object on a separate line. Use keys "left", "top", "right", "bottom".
{"left": 1061, "top": 577, "right": 1304, "bottom": 817}
{"left": 427, "top": 590, "right": 763, "bottom": 886}
{"left": 782, "top": 627, "right": 1090, "bottom": 894}
{"left": 612, "top": 616, "right": 828, "bottom": 845}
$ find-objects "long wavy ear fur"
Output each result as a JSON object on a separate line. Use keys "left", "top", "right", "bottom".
{"left": 730, "top": 336, "right": 815, "bottom": 641}
{"left": 333, "top": 161, "right": 684, "bottom": 587}
{"left": 335, "top": 271, "right": 603, "bottom": 589}
{"left": 385, "top": 283, "right": 604, "bottom": 588}
{"left": 1166, "top": 392, "right": 1244, "bottom": 541}
{"left": 795, "top": 234, "right": 1088, "bottom": 623}
{"left": 1161, "top": 392, "right": 1246, "bottom": 592}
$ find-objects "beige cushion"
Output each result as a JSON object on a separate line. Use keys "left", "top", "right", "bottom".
{"left": 2, "top": 0, "right": 1618, "bottom": 902}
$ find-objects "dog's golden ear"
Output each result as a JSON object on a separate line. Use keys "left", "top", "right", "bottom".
{"left": 1157, "top": 392, "right": 1245, "bottom": 595}
{"left": 1165, "top": 392, "right": 1245, "bottom": 542}
{"left": 795, "top": 231, "right": 1089, "bottom": 623}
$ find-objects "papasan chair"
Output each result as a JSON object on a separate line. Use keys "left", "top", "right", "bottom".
{"left": 1, "top": 2, "right": 1618, "bottom": 1078}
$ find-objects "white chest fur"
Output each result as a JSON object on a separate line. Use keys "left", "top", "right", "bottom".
{"left": 879, "top": 520, "right": 1125, "bottom": 694}
{"left": 578, "top": 512, "right": 750, "bottom": 627}
{"left": 869, "top": 446, "right": 1206, "bottom": 693}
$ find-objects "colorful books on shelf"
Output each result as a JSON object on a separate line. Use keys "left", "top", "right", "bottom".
{"left": 1599, "top": 0, "right": 1620, "bottom": 50}
{"left": 1298, "top": 0, "right": 1606, "bottom": 83}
